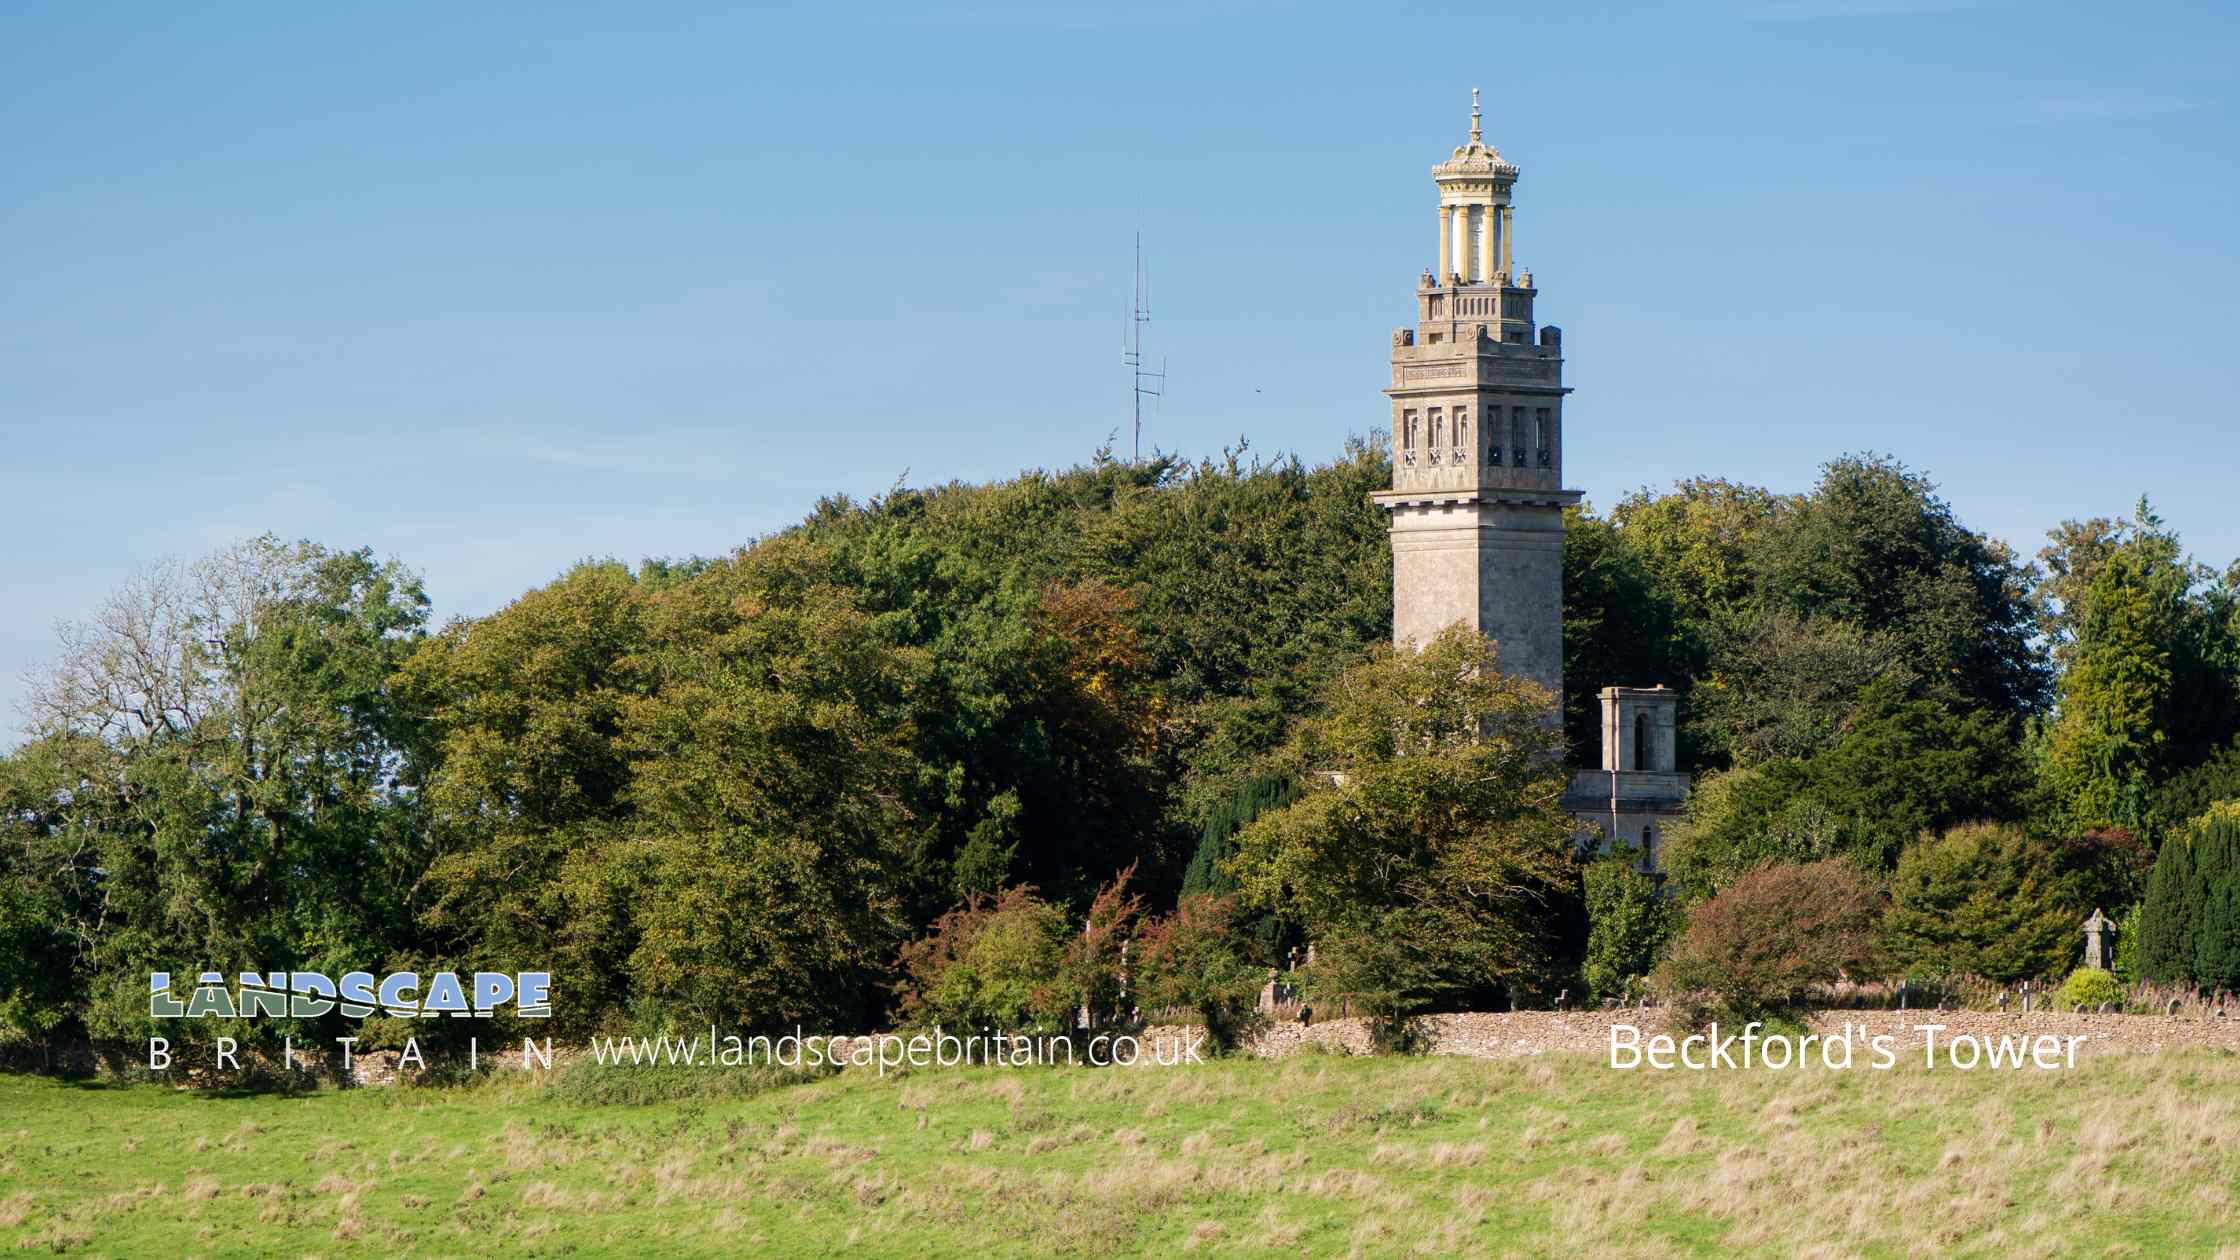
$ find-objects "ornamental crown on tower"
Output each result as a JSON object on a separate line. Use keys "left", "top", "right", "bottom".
{"left": 1433, "top": 88, "right": 1519, "bottom": 181}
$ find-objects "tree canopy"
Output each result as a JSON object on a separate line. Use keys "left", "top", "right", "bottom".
{"left": 2, "top": 441, "right": 2235, "bottom": 1044}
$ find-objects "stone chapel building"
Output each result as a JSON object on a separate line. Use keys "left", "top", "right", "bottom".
{"left": 1370, "top": 95, "right": 1690, "bottom": 866}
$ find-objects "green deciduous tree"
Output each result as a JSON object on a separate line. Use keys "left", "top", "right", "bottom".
{"left": 398, "top": 560, "right": 652, "bottom": 1036}
{"left": 0, "top": 741, "right": 100, "bottom": 1043}
{"left": 1662, "top": 679, "right": 2029, "bottom": 894}
{"left": 1611, "top": 460, "right": 2046, "bottom": 773}
{"left": 1692, "top": 612, "right": 1914, "bottom": 768}
{"left": 1580, "top": 851, "right": 1678, "bottom": 1002}
{"left": 1610, "top": 477, "right": 1786, "bottom": 635}
{"left": 1227, "top": 626, "right": 1580, "bottom": 1025}
{"left": 1750, "top": 455, "right": 2047, "bottom": 722}
{"left": 12, "top": 537, "right": 428, "bottom": 1046}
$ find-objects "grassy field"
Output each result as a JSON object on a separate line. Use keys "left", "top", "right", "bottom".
{"left": 4, "top": 1049, "right": 2238, "bottom": 1259}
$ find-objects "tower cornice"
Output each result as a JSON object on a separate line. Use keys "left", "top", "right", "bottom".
{"left": 1369, "top": 487, "right": 1583, "bottom": 512}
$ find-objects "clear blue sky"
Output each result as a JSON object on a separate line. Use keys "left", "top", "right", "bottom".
{"left": 4, "top": 1, "right": 2236, "bottom": 747}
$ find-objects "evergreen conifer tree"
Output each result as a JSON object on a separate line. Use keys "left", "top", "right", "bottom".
{"left": 2189, "top": 808, "right": 2240, "bottom": 989}
{"left": 1182, "top": 775, "right": 1301, "bottom": 896}
{"left": 2135, "top": 831, "right": 2197, "bottom": 984}
{"left": 1182, "top": 774, "right": 1303, "bottom": 965}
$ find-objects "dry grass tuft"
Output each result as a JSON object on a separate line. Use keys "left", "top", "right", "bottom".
{"left": 1254, "top": 1203, "right": 1302, "bottom": 1247}
{"left": 14, "top": 1219, "right": 92, "bottom": 1252}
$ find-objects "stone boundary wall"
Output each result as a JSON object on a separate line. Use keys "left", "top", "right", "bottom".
{"left": 18, "top": 1011, "right": 2240, "bottom": 1086}
{"left": 1192, "top": 1009, "right": 2240, "bottom": 1061}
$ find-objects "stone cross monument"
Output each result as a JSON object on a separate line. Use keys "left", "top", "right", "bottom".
{"left": 2083, "top": 907, "right": 2113, "bottom": 970}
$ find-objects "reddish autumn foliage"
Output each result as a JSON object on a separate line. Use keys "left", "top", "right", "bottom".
{"left": 1655, "top": 859, "right": 1885, "bottom": 1026}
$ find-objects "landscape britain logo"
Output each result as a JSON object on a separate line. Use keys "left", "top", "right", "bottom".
{"left": 150, "top": 969, "right": 552, "bottom": 1020}
{"left": 145, "top": 969, "right": 553, "bottom": 1075}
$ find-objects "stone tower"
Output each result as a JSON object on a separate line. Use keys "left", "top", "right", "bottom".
{"left": 1371, "top": 91, "right": 1580, "bottom": 707}
{"left": 1563, "top": 687, "right": 1690, "bottom": 866}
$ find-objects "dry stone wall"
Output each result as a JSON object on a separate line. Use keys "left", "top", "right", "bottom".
{"left": 1204, "top": 1009, "right": 2240, "bottom": 1061}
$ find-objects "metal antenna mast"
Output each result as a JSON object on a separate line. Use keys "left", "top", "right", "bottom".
{"left": 1123, "top": 232, "right": 1164, "bottom": 462}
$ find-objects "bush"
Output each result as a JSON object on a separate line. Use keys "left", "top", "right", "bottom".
{"left": 892, "top": 887, "right": 1073, "bottom": 1032}
{"left": 2057, "top": 967, "right": 2122, "bottom": 1012}
{"left": 1295, "top": 915, "right": 1438, "bottom": 1052}
{"left": 2113, "top": 902, "right": 2143, "bottom": 984}
{"left": 1058, "top": 868, "right": 1144, "bottom": 1030}
{"left": 1654, "top": 859, "right": 1884, "bottom": 1028}
{"left": 1134, "top": 894, "right": 1263, "bottom": 1050}
{"left": 1882, "top": 821, "right": 2077, "bottom": 984}
{"left": 1581, "top": 850, "right": 1678, "bottom": 1002}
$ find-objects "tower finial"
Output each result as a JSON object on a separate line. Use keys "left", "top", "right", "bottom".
{"left": 1469, "top": 88, "right": 1482, "bottom": 144}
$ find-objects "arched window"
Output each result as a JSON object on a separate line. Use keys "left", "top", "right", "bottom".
{"left": 1634, "top": 712, "right": 1650, "bottom": 772}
